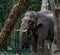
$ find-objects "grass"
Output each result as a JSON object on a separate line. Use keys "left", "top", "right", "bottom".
{"left": 22, "top": 52, "right": 31, "bottom": 55}
{"left": 0, "top": 51, "right": 31, "bottom": 55}
{"left": 0, "top": 49, "right": 31, "bottom": 55}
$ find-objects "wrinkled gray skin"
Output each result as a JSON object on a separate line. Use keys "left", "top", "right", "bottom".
{"left": 20, "top": 10, "right": 54, "bottom": 55}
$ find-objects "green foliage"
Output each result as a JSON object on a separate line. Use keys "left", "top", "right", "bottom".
{"left": 0, "top": 0, "right": 42, "bottom": 51}
{"left": 25, "top": 0, "right": 42, "bottom": 11}
{"left": 0, "top": 0, "right": 9, "bottom": 31}
{"left": 0, "top": 0, "right": 18, "bottom": 32}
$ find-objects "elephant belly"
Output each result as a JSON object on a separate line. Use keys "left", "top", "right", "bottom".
{"left": 36, "top": 25, "right": 49, "bottom": 40}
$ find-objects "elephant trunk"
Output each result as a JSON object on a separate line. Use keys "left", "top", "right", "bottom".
{"left": 19, "top": 20, "right": 29, "bottom": 52}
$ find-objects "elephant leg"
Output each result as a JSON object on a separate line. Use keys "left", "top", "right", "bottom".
{"left": 31, "top": 35, "right": 38, "bottom": 55}
{"left": 37, "top": 39, "right": 51, "bottom": 55}
{"left": 37, "top": 39, "right": 44, "bottom": 55}
{"left": 44, "top": 39, "right": 52, "bottom": 55}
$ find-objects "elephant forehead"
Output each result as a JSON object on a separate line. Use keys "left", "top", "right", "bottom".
{"left": 25, "top": 12, "right": 31, "bottom": 16}
{"left": 25, "top": 11, "right": 37, "bottom": 18}
{"left": 22, "top": 17, "right": 30, "bottom": 22}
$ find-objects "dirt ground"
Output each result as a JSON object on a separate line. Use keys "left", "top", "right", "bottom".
{"left": 52, "top": 43, "right": 60, "bottom": 55}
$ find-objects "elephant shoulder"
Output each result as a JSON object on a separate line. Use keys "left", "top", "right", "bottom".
{"left": 38, "top": 10, "right": 54, "bottom": 20}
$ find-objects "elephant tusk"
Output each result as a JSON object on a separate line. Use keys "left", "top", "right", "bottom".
{"left": 46, "top": 14, "right": 53, "bottom": 17}
{"left": 21, "top": 30, "right": 27, "bottom": 32}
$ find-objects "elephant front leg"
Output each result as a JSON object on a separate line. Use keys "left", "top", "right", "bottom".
{"left": 31, "top": 36, "right": 38, "bottom": 55}
{"left": 37, "top": 39, "right": 44, "bottom": 55}
{"left": 37, "top": 40, "right": 51, "bottom": 55}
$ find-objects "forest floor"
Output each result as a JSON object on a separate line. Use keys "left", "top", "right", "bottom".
{"left": 0, "top": 46, "right": 60, "bottom": 55}
{"left": 0, "top": 49, "right": 31, "bottom": 55}
{"left": 0, "top": 51, "right": 31, "bottom": 55}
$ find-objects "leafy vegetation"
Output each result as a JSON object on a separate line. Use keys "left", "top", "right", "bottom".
{"left": 0, "top": 0, "right": 42, "bottom": 54}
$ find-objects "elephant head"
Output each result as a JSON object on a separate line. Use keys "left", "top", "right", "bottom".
{"left": 20, "top": 11, "right": 43, "bottom": 33}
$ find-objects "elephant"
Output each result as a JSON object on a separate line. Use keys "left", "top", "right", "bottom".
{"left": 19, "top": 10, "right": 54, "bottom": 55}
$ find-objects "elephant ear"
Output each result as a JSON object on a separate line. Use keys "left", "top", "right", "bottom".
{"left": 36, "top": 18, "right": 43, "bottom": 26}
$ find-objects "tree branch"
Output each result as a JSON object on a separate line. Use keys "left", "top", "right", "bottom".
{"left": 0, "top": 0, "right": 27, "bottom": 48}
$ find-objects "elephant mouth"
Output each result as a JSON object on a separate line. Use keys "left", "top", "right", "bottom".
{"left": 21, "top": 30, "right": 27, "bottom": 32}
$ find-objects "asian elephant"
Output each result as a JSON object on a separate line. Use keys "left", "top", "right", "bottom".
{"left": 19, "top": 10, "right": 54, "bottom": 55}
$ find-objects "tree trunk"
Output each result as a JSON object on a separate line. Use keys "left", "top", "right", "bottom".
{"left": 55, "top": 8, "right": 60, "bottom": 49}
{"left": 41, "top": 0, "right": 48, "bottom": 10}
{"left": 52, "top": 9, "right": 60, "bottom": 55}
{"left": 0, "top": 0, "right": 26, "bottom": 48}
{"left": 49, "top": 0, "right": 60, "bottom": 55}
